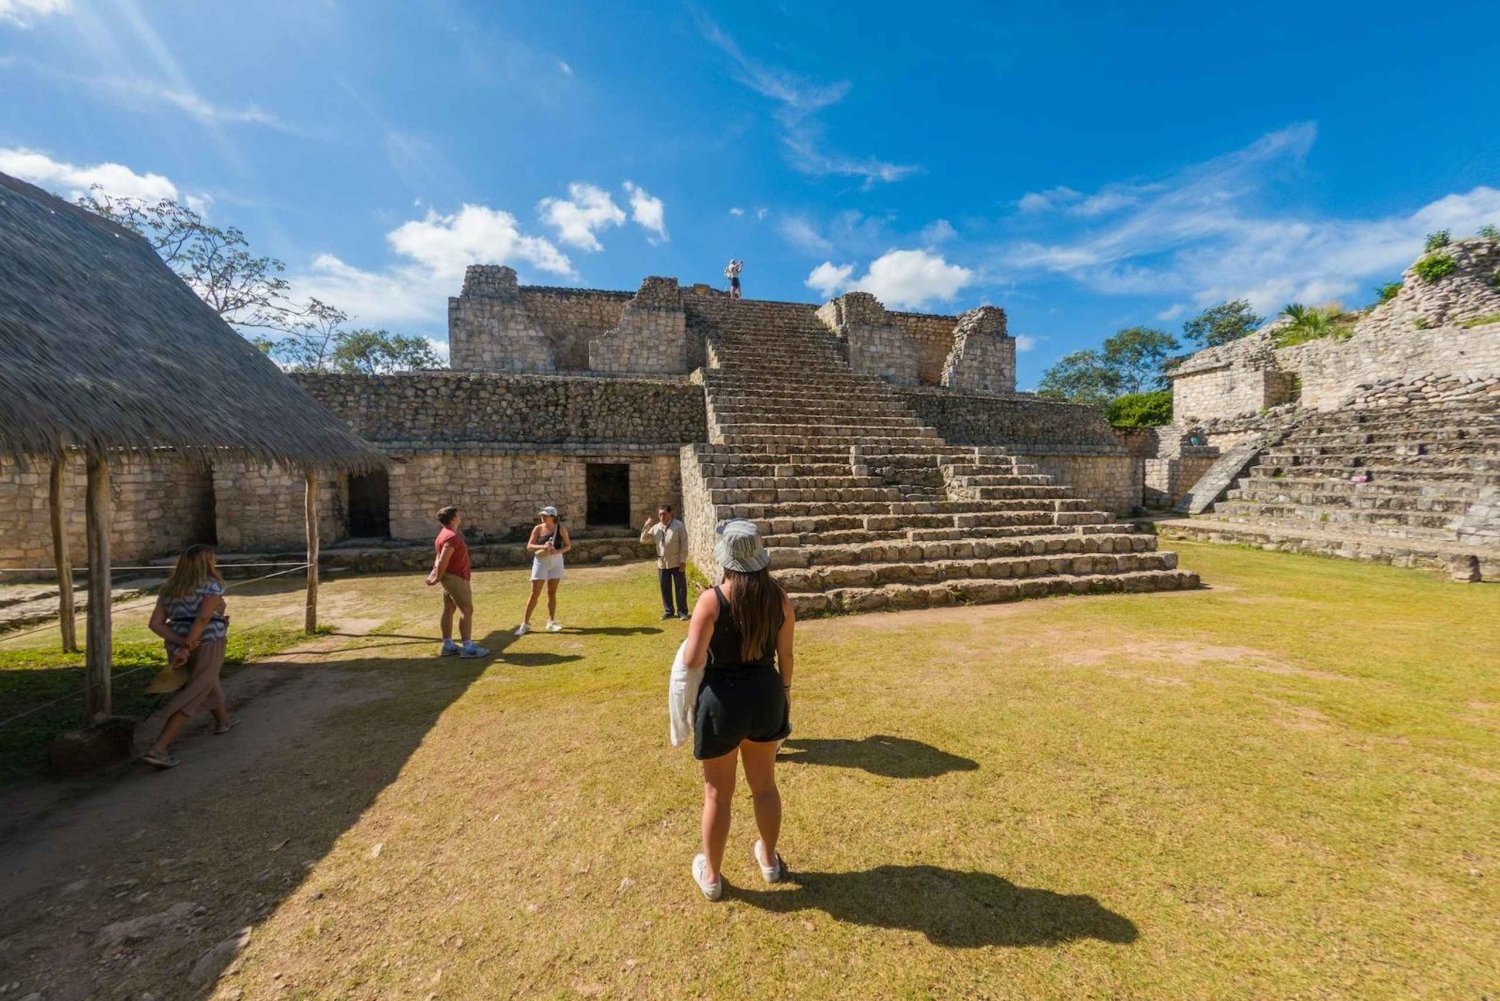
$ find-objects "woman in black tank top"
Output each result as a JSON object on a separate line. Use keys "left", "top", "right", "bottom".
{"left": 680, "top": 519, "right": 795, "bottom": 900}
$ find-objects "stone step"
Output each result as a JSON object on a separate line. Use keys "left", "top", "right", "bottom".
{"left": 715, "top": 497, "right": 1099, "bottom": 519}
{"left": 704, "top": 474, "right": 888, "bottom": 490}
{"left": 1239, "top": 472, "right": 1493, "bottom": 494}
{"left": 1253, "top": 461, "right": 1500, "bottom": 483}
{"left": 774, "top": 549, "right": 1177, "bottom": 592}
{"left": 718, "top": 434, "right": 945, "bottom": 449}
{"left": 713, "top": 422, "right": 940, "bottom": 438}
{"left": 1229, "top": 485, "right": 1477, "bottom": 513}
{"left": 1260, "top": 452, "right": 1498, "bottom": 472}
{"left": 1269, "top": 440, "right": 1500, "bottom": 458}
{"left": 786, "top": 569, "right": 1200, "bottom": 617}
{"left": 709, "top": 486, "right": 909, "bottom": 504}
{"left": 946, "top": 473, "right": 1056, "bottom": 486}
{"left": 1212, "top": 500, "right": 1460, "bottom": 533}
{"left": 782, "top": 530, "right": 1157, "bottom": 569}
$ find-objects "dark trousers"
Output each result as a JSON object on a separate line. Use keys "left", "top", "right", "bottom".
{"left": 659, "top": 566, "right": 688, "bottom": 615}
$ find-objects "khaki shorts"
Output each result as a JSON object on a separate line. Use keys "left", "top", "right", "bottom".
{"left": 440, "top": 574, "right": 473, "bottom": 611}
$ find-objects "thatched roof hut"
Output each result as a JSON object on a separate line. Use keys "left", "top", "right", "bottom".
{"left": 0, "top": 171, "right": 383, "bottom": 735}
{"left": 0, "top": 171, "right": 381, "bottom": 471}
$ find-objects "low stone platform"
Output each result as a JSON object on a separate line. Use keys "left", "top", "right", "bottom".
{"left": 1156, "top": 517, "right": 1499, "bottom": 580}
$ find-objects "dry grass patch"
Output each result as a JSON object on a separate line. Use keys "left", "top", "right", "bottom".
{"left": 0, "top": 544, "right": 1495, "bottom": 999}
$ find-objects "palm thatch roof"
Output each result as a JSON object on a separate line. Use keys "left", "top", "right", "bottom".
{"left": 0, "top": 171, "right": 383, "bottom": 472}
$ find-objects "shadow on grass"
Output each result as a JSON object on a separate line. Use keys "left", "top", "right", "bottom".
{"left": 779, "top": 736, "right": 979, "bottom": 778}
{"left": 737, "top": 865, "right": 1137, "bottom": 948}
{"left": 0, "top": 629, "right": 509, "bottom": 996}
{"left": 565, "top": 626, "right": 664, "bottom": 637}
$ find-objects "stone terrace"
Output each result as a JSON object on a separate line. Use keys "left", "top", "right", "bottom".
{"left": 679, "top": 292, "right": 1197, "bottom": 615}
{"left": 1161, "top": 376, "right": 1500, "bottom": 579}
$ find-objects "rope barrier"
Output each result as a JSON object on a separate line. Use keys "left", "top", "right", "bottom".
{"left": 0, "top": 562, "right": 311, "bottom": 574}
{"left": 0, "top": 563, "right": 313, "bottom": 729}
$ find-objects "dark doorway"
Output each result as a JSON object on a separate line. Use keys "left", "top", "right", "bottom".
{"left": 586, "top": 463, "right": 630, "bottom": 527}
{"left": 347, "top": 471, "right": 391, "bottom": 538}
{"left": 193, "top": 468, "right": 218, "bottom": 545}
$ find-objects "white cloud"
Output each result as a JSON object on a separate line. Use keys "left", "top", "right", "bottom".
{"left": 1017, "top": 186, "right": 1079, "bottom": 212}
{"left": 1014, "top": 335, "right": 1037, "bottom": 353}
{"left": 0, "top": 146, "right": 180, "bottom": 202}
{"left": 756, "top": 207, "right": 769, "bottom": 221}
{"left": 558, "top": 60, "right": 573, "bottom": 76}
{"left": 294, "top": 203, "right": 572, "bottom": 329}
{"left": 0, "top": 0, "right": 69, "bottom": 26}
{"left": 805, "top": 261, "right": 855, "bottom": 299}
{"left": 852, "top": 249, "right": 974, "bottom": 309}
{"left": 1156, "top": 303, "right": 1188, "bottom": 321}
{"left": 1000, "top": 123, "right": 1500, "bottom": 312}
{"left": 779, "top": 216, "right": 833, "bottom": 255}
{"left": 695, "top": 13, "right": 917, "bottom": 187}
{"left": 108, "top": 78, "right": 287, "bottom": 129}
{"left": 623, "top": 180, "right": 668, "bottom": 243}
{"left": 920, "top": 219, "right": 957, "bottom": 244}
{"left": 728, "top": 206, "right": 745, "bottom": 217}
{"left": 537, "top": 182, "right": 625, "bottom": 251}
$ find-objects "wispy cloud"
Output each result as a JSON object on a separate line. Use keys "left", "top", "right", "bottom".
{"left": 623, "top": 181, "right": 668, "bottom": 243}
{"left": 695, "top": 13, "right": 917, "bottom": 188}
{"left": 0, "top": 0, "right": 69, "bottom": 27}
{"left": 1000, "top": 123, "right": 1500, "bottom": 311}
{"left": 805, "top": 261, "right": 854, "bottom": 299}
{"left": 779, "top": 216, "right": 833, "bottom": 255}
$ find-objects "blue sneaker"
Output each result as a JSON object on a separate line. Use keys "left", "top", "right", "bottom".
{"left": 439, "top": 641, "right": 461, "bottom": 657}
{"left": 459, "top": 644, "right": 490, "bottom": 659}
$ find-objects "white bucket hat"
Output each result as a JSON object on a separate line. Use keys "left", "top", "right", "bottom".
{"left": 715, "top": 518, "right": 771, "bottom": 573}
{"left": 538, "top": 505, "right": 559, "bottom": 518}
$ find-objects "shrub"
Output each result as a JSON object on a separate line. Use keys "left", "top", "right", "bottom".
{"left": 1375, "top": 281, "right": 1403, "bottom": 304}
{"left": 1424, "top": 230, "right": 1450, "bottom": 252}
{"left": 1458, "top": 313, "right": 1500, "bottom": 329}
{"left": 1106, "top": 389, "right": 1173, "bottom": 427}
{"left": 1480, "top": 224, "right": 1499, "bottom": 240}
{"left": 1412, "top": 253, "right": 1457, "bottom": 282}
{"left": 1275, "top": 303, "right": 1356, "bottom": 347}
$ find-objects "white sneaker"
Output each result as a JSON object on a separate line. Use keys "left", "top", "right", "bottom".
{"left": 692, "top": 853, "right": 723, "bottom": 901}
{"left": 545, "top": 620, "right": 563, "bottom": 633}
{"left": 753, "top": 839, "right": 785, "bottom": 883}
{"left": 514, "top": 623, "right": 530, "bottom": 636}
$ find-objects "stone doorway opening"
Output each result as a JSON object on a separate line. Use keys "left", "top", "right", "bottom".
{"left": 586, "top": 463, "right": 630, "bottom": 528}
{"left": 347, "top": 471, "right": 391, "bottom": 538}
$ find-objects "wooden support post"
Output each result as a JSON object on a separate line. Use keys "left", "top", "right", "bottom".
{"left": 49, "top": 456, "right": 78, "bottom": 653}
{"left": 304, "top": 468, "right": 319, "bottom": 634}
{"left": 83, "top": 451, "right": 112, "bottom": 721}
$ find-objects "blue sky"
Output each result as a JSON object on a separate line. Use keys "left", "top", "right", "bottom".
{"left": 3, "top": 0, "right": 1498, "bottom": 387}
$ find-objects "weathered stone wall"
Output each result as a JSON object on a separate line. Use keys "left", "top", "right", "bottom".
{"left": 1359, "top": 238, "right": 1500, "bottom": 336}
{"left": 0, "top": 453, "right": 215, "bottom": 571}
{"left": 890, "top": 311, "right": 958, "bottom": 386}
{"left": 897, "top": 388, "right": 1123, "bottom": 452}
{"left": 1169, "top": 330, "right": 1299, "bottom": 421}
{"left": 213, "top": 460, "right": 344, "bottom": 552}
{"left": 587, "top": 277, "right": 689, "bottom": 374}
{"left": 1280, "top": 320, "right": 1500, "bottom": 410}
{"left": 678, "top": 442, "right": 719, "bottom": 580}
{"left": 294, "top": 372, "right": 706, "bottom": 446}
{"left": 1023, "top": 454, "right": 1139, "bottom": 515}
{"left": 387, "top": 448, "right": 679, "bottom": 540}
{"left": 940, "top": 306, "right": 1015, "bottom": 394}
{"left": 519, "top": 287, "right": 631, "bottom": 369}
{"left": 448, "top": 266, "right": 556, "bottom": 372}
{"left": 817, "top": 293, "right": 919, "bottom": 386}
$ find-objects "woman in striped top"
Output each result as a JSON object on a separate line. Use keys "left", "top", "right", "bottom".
{"left": 141, "top": 544, "right": 236, "bottom": 768}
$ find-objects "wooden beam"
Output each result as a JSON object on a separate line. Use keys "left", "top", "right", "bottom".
{"left": 49, "top": 456, "right": 78, "bottom": 653}
{"left": 83, "top": 451, "right": 112, "bottom": 721}
{"left": 304, "top": 468, "right": 319, "bottom": 634}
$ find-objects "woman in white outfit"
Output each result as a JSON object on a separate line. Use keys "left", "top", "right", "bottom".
{"left": 518, "top": 505, "right": 570, "bottom": 635}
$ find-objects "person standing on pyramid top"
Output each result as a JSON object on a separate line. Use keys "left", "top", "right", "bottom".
{"left": 724, "top": 258, "right": 743, "bottom": 299}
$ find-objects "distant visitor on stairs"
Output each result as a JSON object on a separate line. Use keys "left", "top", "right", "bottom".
{"left": 724, "top": 258, "right": 743, "bottom": 299}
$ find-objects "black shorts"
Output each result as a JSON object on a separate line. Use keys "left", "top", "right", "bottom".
{"left": 694, "top": 666, "right": 789, "bottom": 760}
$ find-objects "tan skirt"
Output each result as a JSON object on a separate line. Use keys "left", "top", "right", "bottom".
{"left": 162, "top": 637, "right": 227, "bottom": 717}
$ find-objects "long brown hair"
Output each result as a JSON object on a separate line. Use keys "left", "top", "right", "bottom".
{"left": 724, "top": 567, "right": 785, "bottom": 661}
{"left": 161, "top": 544, "right": 224, "bottom": 598}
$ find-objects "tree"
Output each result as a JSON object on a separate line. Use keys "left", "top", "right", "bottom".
{"left": 1037, "top": 350, "right": 1123, "bottom": 409}
{"left": 77, "top": 187, "right": 301, "bottom": 334}
{"left": 1105, "top": 390, "right": 1173, "bottom": 427}
{"left": 268, "top": 299, "right": 351, "bottom": 371}
{"left": 1182, "top": 299, "right": 1262, "bottom": 348}
{"left": 328, "top": 329, "right": 442, "bottom": 374}
{"left": 1101, "top": 326, "right": 1180, "bottom": 394}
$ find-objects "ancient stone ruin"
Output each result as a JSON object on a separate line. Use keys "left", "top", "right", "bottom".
{"left": 1153, "top": 236, "right": 1500, "bottom": 579}
{"left": 1, "top": 265, "right": 1195, "bottom": 614}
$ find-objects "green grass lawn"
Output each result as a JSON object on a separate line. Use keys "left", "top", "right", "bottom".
{"left": 1, "top": 543, "right": 1496, "bottom": 999}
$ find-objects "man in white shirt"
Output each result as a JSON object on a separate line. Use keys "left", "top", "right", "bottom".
{"left": 642, "top": 504, "right": 689, "bottom": 620}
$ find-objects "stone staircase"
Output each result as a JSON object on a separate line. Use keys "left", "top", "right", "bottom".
{"left": 1160, "top": 389, "right": 1500, "bottom": 579}
{"left": 680, "top": 293, "right": 1197, "bottom": 615}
